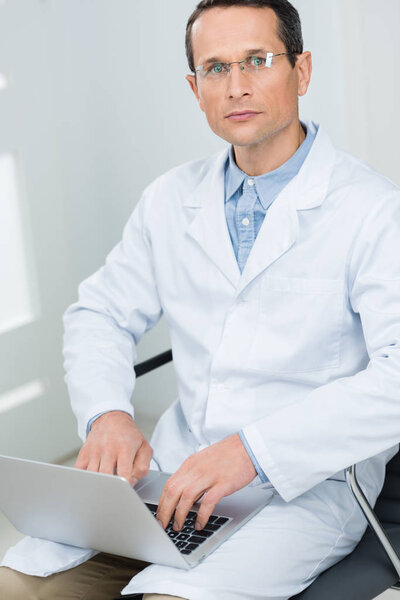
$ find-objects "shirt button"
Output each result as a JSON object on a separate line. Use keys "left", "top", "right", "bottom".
{"left": 247, "top": 178, "right": 255, "bottom": 186}
{"left": 241, "top": 217, "right": 250, "bottom": 226}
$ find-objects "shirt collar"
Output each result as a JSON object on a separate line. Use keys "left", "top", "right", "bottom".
{"left": 224, "top": 121, "right": 315, "bottom": 210}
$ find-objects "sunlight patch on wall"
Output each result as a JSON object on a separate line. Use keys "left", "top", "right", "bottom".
{"left": 0, "top": 153, "right": 38, "bottom": 334}
{"left": 0, "top": 379, "right": 48, "bottom": 414}
{"left": 0, "top": 72, "right": 8, "bottom": 90}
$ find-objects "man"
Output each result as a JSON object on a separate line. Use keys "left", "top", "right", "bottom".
{"left": 2, "top": 0, "right": 400, "bottom": 598}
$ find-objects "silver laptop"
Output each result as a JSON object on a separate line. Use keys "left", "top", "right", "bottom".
{"left": 0, "top": 454, "right": 273, "bottom": 569}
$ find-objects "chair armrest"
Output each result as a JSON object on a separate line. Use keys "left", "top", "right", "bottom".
{"left": 134, "top": 349, "right": 173, "bottom": 377}
{"left": 346, "top": 464, "right": 400, "bottom": 585}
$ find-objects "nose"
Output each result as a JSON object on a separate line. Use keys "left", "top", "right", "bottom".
{"left": 226, "top": 62, "right": 251, "bottom": 99}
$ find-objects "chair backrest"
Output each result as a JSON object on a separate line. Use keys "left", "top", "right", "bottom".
{"left": 375, "top": 447, "right": 400, "bottom": 524}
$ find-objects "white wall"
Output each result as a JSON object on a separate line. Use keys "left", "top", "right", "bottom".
{"left": 1, "top": 0, "right": 399, "bottom": 458}
{"left": 294, "top": 0, "right": 400, "bottom": 186}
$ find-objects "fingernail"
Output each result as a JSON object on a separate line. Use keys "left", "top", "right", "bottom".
{"left": 132, "top": 478, "right": 138, "bottom": 486}
{"left": 173, "top": 520, "right": 179, "bottom": 530}
{"left": 195, "top": 521, "right": 202, "bottom": 530}
{"left": 157, "top": 519, "right": 163, "bottom": 528}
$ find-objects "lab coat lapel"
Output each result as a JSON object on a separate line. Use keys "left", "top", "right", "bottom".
{"left": 236, "top": 123, "right": 337, "bottom": 296}
{"left": 186, "top": 148, "right": 241, "bottom": 288}
{"left": 237, "top": 185, "right": 299, "bottom": 296}
{"left": 185, "top": 123, "right": 337, "bottom": 295}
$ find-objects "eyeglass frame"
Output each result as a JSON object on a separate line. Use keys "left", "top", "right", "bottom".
{"left": 194, "top": 51, "right": 297, "bottom": 79}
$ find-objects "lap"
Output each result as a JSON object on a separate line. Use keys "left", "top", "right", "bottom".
{"left": 123, "top": 480, "right": 368, "bottom": 600}
{"left": 0, "top": 480, "right": 368, "bottom": 600}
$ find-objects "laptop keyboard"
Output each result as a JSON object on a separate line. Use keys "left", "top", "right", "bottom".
{"left": 145, "top": 502, "right": 231, "bottom": 555}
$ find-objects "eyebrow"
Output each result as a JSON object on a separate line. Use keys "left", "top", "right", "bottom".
{"left": 201, "top": 48, "right": 269, "bottom": 66}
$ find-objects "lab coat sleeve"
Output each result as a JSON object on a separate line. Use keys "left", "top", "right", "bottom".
{"left": 63, "top": 186, "right": 163, "bottom": 441}
{"left": 242, "top": 191, "right": 400, "bottom": 502}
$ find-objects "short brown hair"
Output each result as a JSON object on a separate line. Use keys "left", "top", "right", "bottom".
{"left": 185, "top": 0, "right": 303, "bottom": 72}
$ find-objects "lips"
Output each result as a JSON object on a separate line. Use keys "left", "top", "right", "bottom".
{"left": 226, "top": 111, "right": 260, "bottom": 121}
{"left": 226, "top": 110, "right": 260, "bottom": 117}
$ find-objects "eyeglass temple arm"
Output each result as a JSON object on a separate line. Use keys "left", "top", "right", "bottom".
{"left": 345, "top": 464, "right": 400, "bottom": 586}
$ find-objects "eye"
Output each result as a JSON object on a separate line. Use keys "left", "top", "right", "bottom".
{"left": 208, "top": 62, "right": 224, "bottom": 74}
{"left": 250, "top": 55, "right": 266, "bottom": 67}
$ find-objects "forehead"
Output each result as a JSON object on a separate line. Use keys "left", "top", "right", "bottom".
{"left": 192, "top": 6, "right": 280, "bottom": 65}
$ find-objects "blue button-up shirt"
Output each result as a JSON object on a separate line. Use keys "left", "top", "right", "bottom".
{"left": 88, "top": 121, "right": 318, "bottom": 484}
{"left": 227, "top": 122, "right": 318, "bottom": 481}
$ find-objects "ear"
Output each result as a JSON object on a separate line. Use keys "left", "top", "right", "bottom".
{"left": 296, "top": 51, "right": 312, "bottom": 97}
{"left": 185, "top": 74, "right": 205, "bottom": 112}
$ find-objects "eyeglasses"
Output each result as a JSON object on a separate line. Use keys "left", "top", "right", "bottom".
{"left": 195, "top": 52, "right": 295, "bottom": 81}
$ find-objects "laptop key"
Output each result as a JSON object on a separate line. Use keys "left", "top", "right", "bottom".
{"left": 176, "top": 541, "right": 187, "bottom": 549}
{"left": 177, "top": 533, "right": 190, "bottom": 540}
{"left": 207, "top": 515, "right": 219, "bottom": 523}
{"left": 194, "top": 529, "right": 213, "bottom": 538}
{"left": 185, "top": 543, "right": 199, "bottom": 551}
{"left": 145, "top": 503, "right": 229, "bottom": 536}
{"left": 182, "top": 526, "right": 193, "bottom": 534}
{"left": 185, "top": 519, "right": 196, "bottom": 528}
{"left": 203, "top": 523, "right": 220, "bottom": 532}
{"left": 168, "top": 531, "right": 179, "bottom": 539}
{"left": 215, "top": 517, "right": 229, "bottom": 525}
{"left": 188, "top": 535, "right": 206, "bottom": 545}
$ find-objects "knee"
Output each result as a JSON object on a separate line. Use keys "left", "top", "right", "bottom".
{"left": 0, "top": 566, "right": 46, "bottom": 600}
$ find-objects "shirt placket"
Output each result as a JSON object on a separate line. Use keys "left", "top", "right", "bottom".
{"left": 236, "top": 177, "right": 258, "bottom": 272}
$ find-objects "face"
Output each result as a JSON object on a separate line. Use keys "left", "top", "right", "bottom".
{"left": 186, "top": 6, "right": 312, "bottom": 149}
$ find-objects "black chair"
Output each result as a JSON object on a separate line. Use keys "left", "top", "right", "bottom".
{"left": 117, "top": 350, "right": 400, "bottom": 600}
{"left": 292, "top": 453, "right": 400, "bottom": 599}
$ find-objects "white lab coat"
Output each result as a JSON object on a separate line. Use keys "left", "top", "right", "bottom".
{"left": 3, "top": 120, "right": 400, "bottom": 599}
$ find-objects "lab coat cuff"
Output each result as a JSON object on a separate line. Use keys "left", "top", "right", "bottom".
{"left": 238, "top": 429, "right": 269, "bottom": 482}
{"left": 86, "top": 409, "right": 134, "bottom": 438}
{"left": 80, "top": 403, "right": 134, "bottom": 442}
{"left": 241, "top": 422, "right": 294, "bottom": 502}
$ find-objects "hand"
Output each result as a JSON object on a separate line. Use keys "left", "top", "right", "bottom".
{"left": 155, "top": 433, "right": 257, "bottom": 532}
{"left": 74, "top": 410, "right": 153, "bottom": 486}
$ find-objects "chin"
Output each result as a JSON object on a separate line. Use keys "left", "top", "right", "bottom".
{"left": 228, "top": 133, "right": 267, "bottom": 148}
{"left": 215, "top": 125, "right": 262, "bottom": 147}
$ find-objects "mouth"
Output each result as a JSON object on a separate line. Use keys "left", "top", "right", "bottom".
{"left": 226, "top": 111, "right": 261, "bottom": 122}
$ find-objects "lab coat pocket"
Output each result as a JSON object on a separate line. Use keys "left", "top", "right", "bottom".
{"left": 247, "top": 276, "right": 344, "bottom": 373}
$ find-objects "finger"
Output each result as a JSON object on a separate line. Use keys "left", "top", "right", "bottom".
{"left": 155, "top": 455, "right": 194, "bottom": 529}
{"left": 99, "top": 453, "right": 117, "bottom": 476}
{"left": 173, "top": 486, "right": 206, "bottom": 531}
{"left": 116, "top": 449, "right": 136, "bottom": 484}
{"left": 156, "top": 477, "right": 183, "bottom": 530}
{"left": 86, "top": 456, "right": 101, "bottom": 473}
{"left": 74, "top": 447, "right": 89, "bottom": 470}
{"left": 131, "top": 441, "right": 153, "bottom": 482}
{"left": 195, "top": 487, "right": 224, "bottom": 530}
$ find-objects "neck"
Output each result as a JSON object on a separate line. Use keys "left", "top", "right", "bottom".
{"left": 233, "top": 119, "right": 306, "bottom": 177}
